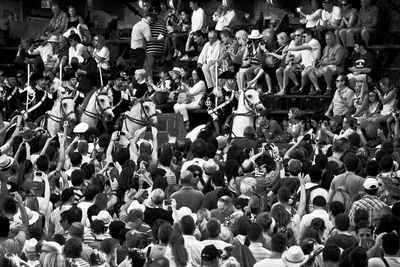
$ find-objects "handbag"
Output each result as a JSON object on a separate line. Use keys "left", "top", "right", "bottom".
{"left": 264, "top": 44, "right": 286, "bottom": 68}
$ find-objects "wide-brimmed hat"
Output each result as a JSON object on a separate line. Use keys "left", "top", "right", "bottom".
{"left": 14, "top": 207, "right": 40, "bottom": 226}
{"left": 92, "top": 210, "right": 112, "bottom": 227}
{"left": 282, "top": 246, "right": 310, "bottom": 267}
{"left": 0, "top": 154, "right": 14, "bottom": 170}
{"left": 248, "top": 29, "right": 263, "bottom": 39}
{"left": 168, "top": 67, "right": 183, "bottom": 77}
{"left": 47, "top": 35, "right": 59, "bottom": 43}
{"left": 203, "top": 159, "right": 219, "bottom": 175}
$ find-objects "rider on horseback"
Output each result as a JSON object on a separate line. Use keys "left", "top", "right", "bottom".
{"left": 0, "top": 71, "right": 24, "bottom": 120}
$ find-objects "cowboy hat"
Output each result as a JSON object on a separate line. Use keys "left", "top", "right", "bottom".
{"left": 248, "top": 29, "right": 263, "bottom": 39}
{"left": 92, "top": 210, "right": 112, "bottom": 227}
{"left": 168, "top": 67, "right": 183, "bottom": 77}
{"left": 47, "top": 35, "right": 59, "bottom": 43}
{"left": 282, "top": 246, "right": 310, "bottom": 267}
{"left": 14, "top": 207, "right": 40, "bottom": 226}
{"left": 0, "top": 154, "right": 14, "bottom": 170}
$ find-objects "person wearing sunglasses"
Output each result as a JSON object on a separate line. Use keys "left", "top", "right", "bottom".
{"left": 337, "top": 0, "right": 358, "bottom": 46}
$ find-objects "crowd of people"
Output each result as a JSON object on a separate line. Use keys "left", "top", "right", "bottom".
{"left": 0, "top": 0, "right": 400, "bottom": 266}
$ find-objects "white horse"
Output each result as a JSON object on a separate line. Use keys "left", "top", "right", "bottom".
{"left": 45, "top": 96, "right": 76, "bottom": 136}
{"left": 80, "top": 90, "right": 114, "bottom": 128}
{"left": 187, "top": 89, "right": 265, "bottom": 141}
{"left": 121, "top": 100, "right": 158, "bottom": 137}
{"left": 231, "top": 89, "right": 265, "bottom": 138}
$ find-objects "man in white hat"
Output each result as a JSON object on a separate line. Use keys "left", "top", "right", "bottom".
{"left": 30, "top": 35, "right": 60, "bottom": 70}
{"left": 197, "top": 30, "right": 222, "bottom": 91}
{"left": 348, "top": 177, "right": 388, "bottom": 227}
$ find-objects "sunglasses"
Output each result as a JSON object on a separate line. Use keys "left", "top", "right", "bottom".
{"left": 336, "top": 79, "right": 343, "bottom": 82}
{"left": 294, "top": 34, "right": 301, "bottom": 37}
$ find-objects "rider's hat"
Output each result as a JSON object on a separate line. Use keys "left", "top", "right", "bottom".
{"left": 73, "top": 122, "right": 89, "bottom": 133}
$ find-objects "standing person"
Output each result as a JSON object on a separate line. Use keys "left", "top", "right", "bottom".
{"left": 145, "top": 12, "right": 167, "bottom": 76}
{"left": 130, "top": 12, "right": 156, "bottom": 75}
{"left": 92, "top": 34, "right": 110, "bottom": 75}
{"left": 171, "top": 170, "right": 204, "bottom": 212}
{"left": 189, "top": 0, "right": 205, "bottom": 34}
{"left": 76, "top": 46, "right": 97, "bottom": 94}
{"left": 315, "top": 0, "right": 342, "bottom": 46}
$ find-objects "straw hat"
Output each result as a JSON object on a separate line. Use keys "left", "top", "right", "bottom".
{"left": 0, "top": 154, "right": 14, "bottom": 170}
{"left": 47, "top": 35, "right": 59, "bottom": 43}
{"left": 14, "top": 207, "right": 40, "bottom": 225}
{"left": 248, "top": 29, "right": 263, "bottom": 39}
{"left": 282, "top": 246, "right": 309, "bottom": 267}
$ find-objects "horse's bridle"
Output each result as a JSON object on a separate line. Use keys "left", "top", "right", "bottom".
{"left": 83, "top": 93, "right": 112, "bottom": 120}
{"left": 235, "top": 89, "right": 263, "bottom": 117}
{"left": 123, "top": 101, "right": 157, "bottom": 132}
{"left": 47, "top": 96, "right": 75, "bottom": 123}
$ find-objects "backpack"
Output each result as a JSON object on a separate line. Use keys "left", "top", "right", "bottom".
{"left": 293, "top": 184, "right": 321, "bottom": 214}
{"left": 331, "top": 173, "right": 352, "bottom": 214}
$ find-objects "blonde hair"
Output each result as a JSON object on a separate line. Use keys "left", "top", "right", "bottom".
{"left": 221, "top": 257, "right": 240, "bottom": 267}
{"left": 41, "top": 252, "right": 66, "bottom": 267}
{"left": 94, "top": 34, "right": 106, "bottom": 48}
{"left": 135, "top": 69, "right": 147, "bottom": 79}
{"left": 240, "top": 177, "right": 257, "bottom": 196}
{"left": 235, "top": 30, "right": 248, "bottom": 44}
{"left": 277, "top": 32, "right": 289, "bottom": 44}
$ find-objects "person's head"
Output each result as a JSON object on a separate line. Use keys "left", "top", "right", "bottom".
{"left": 192, "top": 67, "right": 205, "bottom": 83}
{"left": 190, "top": 139, "right": 207, "bottom": 158}
{"left": 92, "top": 34, "right": 106, "bottom": 49}
{"left": 68, "top": 222, "right": 85, "bottom": 240}
{"left": 36, "top": 155, "right": 49, "bottom": 172}
{"left": 207, "top": 30, "right": 219, "bottom": 46}
{"left": 51, "top": 2, "right": 61, "bottom": 16}
{"left": 211, "top": 171, "right": 224, "bottom": 188}
{"left": 180, "top": 215, "right": 196, "bottom": 235}
{"left": 309, "top": 165, "right": 322, "bottom": 183}
{"left": 60, "top": 210, "right": 75, "bottom": 230}
{"left": 360, "top": 0, "right": 372, "bottom": 8}
{"left": 288, "top": 107, "right": 301, "bottom": 120}
{"left": 270, "top": 233, "right": 287, "bottom": 253}
{"left": 379, "top": 77, "right": 392, "bottom": 93}
{"left": 382, "top": 232, "right": 400, "bottom": 256}
{"left": 329, "top": 201, "right": 345, "bottom": 218}
{"left": 349, "top": 246, "right": 368, "bottom": 267}
{"left": 247, "top": 222, "right": 263, "bottom": 243}
{"left": 354, "top": 39, "right": 368, "bottom": 53}
{"left": 157, "top": 222, "right": 173, "bottom": 244}
{"left": 323, "top": 243, "right": 340, "bottom": 266}
{"left": 40, "top": 252, "right": 66, "bottom": 267}
{"left": 193, "top": 30, "right": 204, "bottom": 44}
{"left": 60, "top": 188, "right": 74, "bottom": 204}
{"left": 235, "top": 30, "right": 248, "bottom": 46}
{"left": 293, "top": 28, "right": 305, "bottom": 44}
{"left": 189, "top": 0, "right": 199, "bottom": 10}
{"left": 335, "top": 213, "right": 350, "bottom": 231}
{"left": 84, "top": 184, "right": 101, "bottom": 201}
{"left": 158, "top": 144, "right": 174, "bottom": 166}
{"left": 180, "top": 170, "right": 194, "bottom": 186}
{"left": 64, "top": 238, "right": 83, "bottom": 258}
{"left": 270, "top": 205, "right": 291, "bottom": 228}
{"left": 365, "top": 160, "right": 380, "bottom": 177}
{"left": 373, "top": 207, "right": 392, "bottom": 229}
{"left": 180, "top": 9, "right": 189, "bottom": 20}
{"left": 313, "top": 196, "right": 327, "bottom": 209}
{"left": 220, "top": 29, "right": 233, "bottom": 43}
{"left": 68, "top": 5, "right": 77, "bottom": 17}
{"left": 322, "top": 0, "right": 333, "bottom": 11}
{"left": 69, "top": 151, "right": 82, "bottom": 167}
{"left": 380, "top": 154, "right": 394, "bottom": 172}
{"left": 68, "top": 33, "right": 81, "bottom": 47}
{"left": 127, "top": 209, "right": 144, "bottom": 227}
{"left": 335, "top": 74, "right": 348, "bottom": 90}
{"left": 325, "top": 31, "right": 336, "bottom": 47}
{"left": 71, "top": 169, "right": 85, "bottom": 187}
{"left": 375, "top": 214, "right": 400, "bottom": 235}
{"left": 79, "top": 45, "right": 91, "bottom": 60}
{"left": 277, "top": 32, "right": 289, "bottom": 46}
{"left": 277, "top": 186, "right": 291, "bottom": 203}
{"left": 302, "top": 28, "right": 314, "bottom": 43}
{"left": 344, "top": 152, "right": 359, "bottom": 172}
{"left": 206, "top": 218, "right": 221, "bottom": 238}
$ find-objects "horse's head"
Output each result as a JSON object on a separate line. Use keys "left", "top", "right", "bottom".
{"left": 96, "top": 93, "right": 114, "bottom": 122}
{"left": 60, "top": 97, "right": 77, "bottom": 124}
{"left": 243, "top": 89, "right": 265, "bottom": 113}
{"left": 140, "top": 101, "right": 158, "bottom": 125}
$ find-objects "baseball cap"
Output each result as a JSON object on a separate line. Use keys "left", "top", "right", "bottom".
{"left": 363, "top": 178, "right": 379, "bottom": 190}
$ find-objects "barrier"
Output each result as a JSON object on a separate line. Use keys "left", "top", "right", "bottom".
{"left": 143, "top": 113, "right": 187, "bottom": 144}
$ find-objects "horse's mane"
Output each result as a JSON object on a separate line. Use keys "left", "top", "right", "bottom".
{"left": 77, "top": 87, "right": 100, "bottom": 117}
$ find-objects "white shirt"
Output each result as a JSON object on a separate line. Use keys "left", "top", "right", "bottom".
{"left": 68, "top": 43, "right": 84, "bottom": 64}
{"left": 197, "top": 40, "right": 222, "bottom": 65}
{"left": 183, "top": 235, "right": 204, "bottom": 267}
{"left": 254, "top": 257, "right": 285, "bottom": 267}
{"left": 191, "top": 8, "right": 205, "bottom": 33}
{"left": 94, "top": 46, "right": 110, "bottom": 70}
{"left": 31, "top": 43, "right": 57, "bottom": 68}
{"left": 299, "top": 209, "right": 333, "bottom": 242}
{"left": 321, "top": 6, "right": 342, "bottom": 26}
{"left": 301, "top": 39, "right": 321, "bottom": 67}
{"left": 287, "top": 40, "right": 302, "bottom": 58}
{"left": 77, "top": 201, "right": 94, "bottom": 225}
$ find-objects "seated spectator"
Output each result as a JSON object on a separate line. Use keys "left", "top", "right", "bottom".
{"left": 297, "top": 0, "right": 322, "bottom": 29}
{"left": 173, "top": 68, "right": 206, "bottom": 130}
{"left": 189, "top": 0, "right": 206, "bottom": 34}
{"left": 252, "top": 31, "right": 289, "bottom": 95}
{"left": 92, "top": 34, "right": 110, "bottom": 74}
{"left": 38, "top": 2, "right": 68, "bottom": 40}
{"left": 184, "top": 30, "right": 206, "bottom": 61}
{"left": 315, "top": 0, "right": 342, "bottom": 46}
{"left": 168, "top": 9, "right": 191, "bottom": 59}
{"left": 256, "top": 111, "right": 283, "bottom": 140}
{"left": 54, "top": 36, "right": 70, "bottom": 73}
{"left": 275, "top": 28, "right": 304, "bottom": 95}
{"left": 323, "top": 115, "right": 356, "bottom": 141}
{"left": 352, "top": 80, "right": 373, "bottom": 122}
{"left": 237, "top": 29, "right": 263, "bottom": 92}
{"left": 63, "top": 5, "right": 91, "bottom": 42}
{"left": 215, "top": 1, "right": 238, "bottom": 30}
{"left": 337, "top": 0, "right": 358, "bottom": 46}
{"left": 305, "top": 31, "right": 345, "bottom": 96}
{"left": 132, "top": 69, "right": 149, "bottom": 99}
{"left": 285, "top": 28, "right": 321, "bottom": 94}
{"left": 29, "top": 35, "right": 59, "bottom": 71}
{"left": 341, "top": 0, "right": 379, "bottom": 48}
{"left": 325, "top": 75, "right": 355, "bottom": 117}
{"left": 347, "top": 39, "right": 374, "bottom": 89}
{"left": 197, "top": 30, "right": 222, "bottom": 92}
{"left": 68, "top": 33, "right": 85, "bottom": 65}
{"left": 271, "top": 108, "right": 302, "bottom": 143}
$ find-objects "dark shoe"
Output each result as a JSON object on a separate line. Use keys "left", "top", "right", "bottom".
{"left": 290, "top": 84, "right": 300, "bottom": 93}
{"left": 312, "top": 90, "right": 322, "bottom": 95}
{"left": 323, "top": 90, "right": 332, "bottom": 96}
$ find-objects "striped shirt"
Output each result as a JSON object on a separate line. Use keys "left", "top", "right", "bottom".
{"left": 249, "top": 242, "right": 271, "bottom": 262}
{"left": 146, "top": 21, "right": 168, "bottom": 55}
{"left": 348, "top": 195, "right": 387, "bottom": 227}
